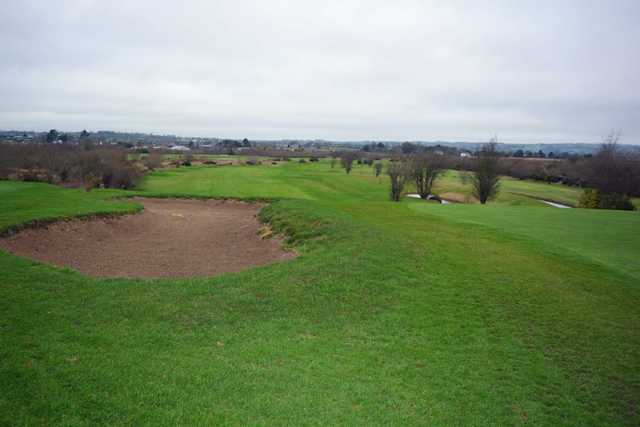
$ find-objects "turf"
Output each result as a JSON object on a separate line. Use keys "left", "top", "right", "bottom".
{"left": 1, "top": 161, "right": 639, "bottom": 426}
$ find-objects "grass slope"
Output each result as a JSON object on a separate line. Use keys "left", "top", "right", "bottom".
{"left": 0, "top": 181, "right": 140, "bottom": 234}
{"left": 1, "top": 162, "right": 639, "bottom": 426}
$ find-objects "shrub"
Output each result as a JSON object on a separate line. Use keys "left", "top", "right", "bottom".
{"left": 578, "top": 189, "right": 600, "bottom": 209}
{"left": 599, "top": 193, "right": 635, "bottom": 210}
{"left": 309, "top": 157, "right": 319, "bottom": 162}
{"left": 0, "top": 142, "right": 141, "bottom": 189}
{"left": 578, "top": 189, "right": 635, "bottom": 210}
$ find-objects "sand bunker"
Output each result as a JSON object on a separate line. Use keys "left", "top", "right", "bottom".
{"left": 0, "top": 198, "right": 295, "bottom": 278}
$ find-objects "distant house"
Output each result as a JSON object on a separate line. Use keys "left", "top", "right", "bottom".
{"left": 459, "top": 151, "right": 471, "bottom": 158}
{"left": 169, "top": 145, "right": 191, "bottom": 152}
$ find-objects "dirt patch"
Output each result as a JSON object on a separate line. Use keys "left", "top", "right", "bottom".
{"left": 0, "top": 198, "right": 296, "bottom": 279}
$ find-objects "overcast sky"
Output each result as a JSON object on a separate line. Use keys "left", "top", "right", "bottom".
{"left": 2, "top": 1, "right": 639, "bottom": 143}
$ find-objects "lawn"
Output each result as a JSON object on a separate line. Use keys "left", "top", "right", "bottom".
{"left": 1, "top": 161, "right": 639, "bottom": 426}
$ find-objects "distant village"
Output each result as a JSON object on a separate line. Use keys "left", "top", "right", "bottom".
{"left": 2, "top": 129, "right": 638, "bottom": 158}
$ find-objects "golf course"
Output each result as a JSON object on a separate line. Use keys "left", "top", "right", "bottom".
{"left": 1, "top": 160, "right": 639, "bottom": 425}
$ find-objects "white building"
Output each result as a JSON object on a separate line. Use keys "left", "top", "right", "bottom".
{"left": 169, "top": 145, "right": 191, "bottom": 152}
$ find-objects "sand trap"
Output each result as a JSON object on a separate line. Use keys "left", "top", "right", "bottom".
{"left": 0, "top": 198, "right": 295, "bottom": 278}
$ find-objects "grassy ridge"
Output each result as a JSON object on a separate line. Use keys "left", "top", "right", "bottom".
{"left": 1, "top": 162, "right": 639, "bottom": 425}
{"left": 0, "top": 181, "right": 141, "bottom": 235}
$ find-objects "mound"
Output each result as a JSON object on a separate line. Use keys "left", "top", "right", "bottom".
{"left": 0, "top": 198, "right": 295, "bottom": 278}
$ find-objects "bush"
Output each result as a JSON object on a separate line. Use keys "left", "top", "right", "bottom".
{"left": 309, "top": 157, "right": 319, "bottom": 162}
{"left": 0, "top": 142, "right": 141, "bottom": 189}
{"left": 578, "top": 189, "right": 600, "bottom": 209}
{"left": 599, "top": 193, "right": 635, "bottom": 210}
{"left": 578, "top": 189, "right": 635, "bottom": 210}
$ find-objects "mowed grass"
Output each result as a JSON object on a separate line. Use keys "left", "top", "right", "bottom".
{"left": 408, "top": 202, "right": 640, "bottom": 280}
{"left": 1, "top": 161, "right": 639, "bottom": 426}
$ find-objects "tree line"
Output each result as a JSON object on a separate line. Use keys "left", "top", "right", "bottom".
{"left": 339, "top": 135, "right": 638, "bottom": 210}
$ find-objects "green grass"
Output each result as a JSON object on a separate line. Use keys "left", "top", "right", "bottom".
{"left": 1, "top": 162, "right": 639, "bottom": 426}
{"left": 432, "top": 170, "right": 584, "bottom": 206}
{"left": 433, "top": 170, "right": 640, "bottom": 208}
{"left": 408, "top": 202, "right": 640, "bottom": 280}
{"left": 0, "top": 181, "right": 140, "bottom": 234}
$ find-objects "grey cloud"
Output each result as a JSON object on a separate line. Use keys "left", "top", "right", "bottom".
{"left": 1, "top": 0, "right": 639, "bottom": 143}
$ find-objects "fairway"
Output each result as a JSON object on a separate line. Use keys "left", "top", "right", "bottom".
{"left": 1, "top": 161, "right": 639, "bottom": 426}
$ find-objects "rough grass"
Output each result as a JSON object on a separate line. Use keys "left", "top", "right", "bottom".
{"left": 433, "top": 170, "right": 640, "bottom": 208}
{"left": 1, "top": 161, "right": 639, "bottom": 426}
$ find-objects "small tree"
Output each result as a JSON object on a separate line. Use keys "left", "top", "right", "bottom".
{"left": 409, "top": 152, "right": 444, "bottom": 199}
{"left": 340, "top": 152, "right": 358, "bottom": 174}
{"left": 472, "top": 139, "right": 501, "bottom": 204}
{"left": 387, "top": 161, "right": 408, "bottom": 201}
{"left": 374, "top": 162, "right": 383, "bottom": 177}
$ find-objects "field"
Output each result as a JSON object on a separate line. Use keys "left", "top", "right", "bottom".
{"left": 1, "top": 160, "right": 639, "bottom": 425}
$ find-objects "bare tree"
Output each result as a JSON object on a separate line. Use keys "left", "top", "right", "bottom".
{"left": 579, "top": 131, "right": 638, "bottom": 210}
{"left": 387, "top": 160, "right": 408, "bottom": 201}
{"left": 408, "top": 152, "right": 444, "bottom": 199}
{"left": 472, "top": 139, "right": 501, "bottom": 204}
{"left": 586, "top": 131, "right": 637, "bottom": 195}
{"left": 340, "top": 151, "right": 358, "bottom": 174}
